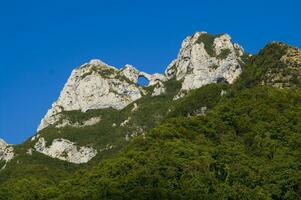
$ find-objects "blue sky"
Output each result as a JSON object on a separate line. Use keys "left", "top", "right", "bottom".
{"left": 0, "top": 0, "right": 300, "bottom": 144}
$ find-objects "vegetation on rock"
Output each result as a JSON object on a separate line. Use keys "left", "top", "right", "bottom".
{"left": 0, "top": 41, "right": 300, "bottom": 200}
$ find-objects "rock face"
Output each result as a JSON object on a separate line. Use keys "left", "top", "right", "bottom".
{"left": 38, "top": 60, "right": 166, "bottom": 131}
{"left": 34, "top": 31, "right": 248, "bottom": 164}
{"left": 38, "top": 32, "right": 246, "bottom": 131}
{"left": 34, "top": 137, "right": 97, "bottom": 164}
{"left": 55, "top": 116, "right": 101, "bottom": 128}
{"left": 152, "top": 81, "right": 166, "bottom": 96}
{"left": 261, "top": 42, "right": 301, "bottom": 88}
{"left": 0, "top": 139, "right": 14, "bottom": 162}
{"left": 165, "top": 32, "right": 244, "bottom": 98}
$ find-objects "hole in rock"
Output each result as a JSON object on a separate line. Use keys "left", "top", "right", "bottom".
{"left": 138, "top": 76, "right": 149, "bottom": 86}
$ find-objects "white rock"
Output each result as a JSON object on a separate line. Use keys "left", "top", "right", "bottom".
{"left": 131, "top": 103, "right": 138, "bottom": 112}
{"left": 220, "top": 90, "right": 227, "bottom": 96}
{"left": 139, "top": 72, "right": 168, "bottom": 86}
{"left": 120, "top": 117, "right": 131, "bottom": 127}
{"left": 152, "top": 81, "right": 166, "bottom": 96}
{"left": 165, "top": 32, "right": 244, "bottom": 98}
{"left": 120, "top": 64, "right": 140, "bottom": 83}
{"left": 0, "top": 139, "right": 14, "bottom": 162}
{"left": 27, "top": 148, "right": 33, "bottom": 155}
{"left": 55, "top": 117, "right": 101, "bottom": 128}
{"left": 37, "top": 32, "right": 245, "bottom": 132}
{"left": 34, "top": 137, "right": 97, "bottom": 164}
{"left": 37, "top": 60, "right": 166, "bottom": 131}
{"left": 31, "top": 135, "right": 36, "bottom": 141}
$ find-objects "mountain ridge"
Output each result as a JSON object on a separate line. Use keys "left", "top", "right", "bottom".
{"left": 0, "top": 31, "right": 300, "bottom": 200}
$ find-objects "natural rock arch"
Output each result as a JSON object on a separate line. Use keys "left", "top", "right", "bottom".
{"left": 137, "top": 74, "right": 150, "bottom": 86}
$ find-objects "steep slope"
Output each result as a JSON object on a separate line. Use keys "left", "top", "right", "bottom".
{"left": 1, "top": 86, "right": 300, "bottom": 200}
{"left": 38, "top": 60, "right": 166, "bottom": 131}
{"left": 237, "top": 42, "right": 301, "bottom": 89}
{"left": 0, "top": 32, "right": 300, "bottom": 199}
{"left": 15, "top": 41, "right": 299, "bottom": 199}
{"left": 47, "top": 87, "right": 300, "bottom": 199}
{"left": 0, "top": 140, "right": 14, "bottom": 169}
{"left": 17, "top": 31, "right": 246, "bottom": 165}
{"left": 166, "top": 32, "right": 245, "bottom": 98}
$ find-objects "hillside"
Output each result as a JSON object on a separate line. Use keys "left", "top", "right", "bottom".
{"left": 0, "top": 32, "right": 300, "bottom": 200}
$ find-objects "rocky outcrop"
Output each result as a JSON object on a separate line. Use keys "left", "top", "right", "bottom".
{"left": 0, "top": 139, "right": 14, "bottom": 162}
{"left": 261, "top": 42, "right": 301, "bottom": 88}
{"left": 37, "top": 31, "right": 246, "bottom": 132}
{"left": 165, "top": 32, "right": 245, "bottom": 98}
{"left": 55, "top": 116, "right": 101, "bottom": 128}
{"left": 38, "top": 60, "right": 166, "bottom": 131}
{"left": 34, "top": 137, "right": 97, "bottom": 164}
{"left": 152, "top": 81, "right": 166, "bottom": 96}
{"left": 121, "top": 64, "right": 167, "bottom": 86}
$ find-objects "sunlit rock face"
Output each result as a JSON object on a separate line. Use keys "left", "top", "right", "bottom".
{"left": 37, "top": 60, "right": 166, "bottom": 131}
{"left": 0, "top": 139, "right": 14, "bottom": 162}
{"left": 165, "top": 32, "right": 245, "bottom": 98}
{"left": 34, "top": 137, "right": 97, "bottom": 164}
{"left": 55, "top": 116, "right": 102, "bottom": 128}
{"left": 152, "top": 81, "right": 166, "bottom": 96}
{"left": 37, "top": 31, "right": 246, "bottom": 132}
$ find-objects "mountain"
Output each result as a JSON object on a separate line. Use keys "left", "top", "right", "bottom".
{"left": 165, "top": 32, "right": 245, "bottom": 98}
{"left": 0, "top": 32, "right": 300, "bottom": 200}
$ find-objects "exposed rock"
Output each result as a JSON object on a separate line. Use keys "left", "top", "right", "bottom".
{"left": 31, "top": 134, "right": 41, "bottom": 141}
{"left": 152, "top": 81, "right": 166, "bottom": 96}
{"left": 31, "top": 135, "right": 36, "bottom": 141}
{"left": 196, "top": 106, "right": 207, "bottom": 116}
{"left": 165, "top": 32, "right": 244, "bottom": 98}
{"left": 125, "top": 134, "right": 129, "bottom": 141}
{"left": 38, "top": 60, "right": 166, "bottom": 131}
{"left": 120, "top": 117, "right": 131, "bottom": 127}
{"left": 0, "top": 139, "right": 14, "bottom": 162}
{"left": 34, "top": 137, "right": 97, "bottom": 164}
{"left": 37, "top": 32, "right": 246, "bottom": 132}
{"left": 27, "top": 148, "right": 33, "bottom": 155}
{"left": 261, "top": 42, "right": 301, "bottom": 88}
{"left": 139, "top": 72, "right": 168, "bottom": 86}
{"left": 187, "top": 106, "right": 207, "bottom": 117}
{"left": 120, "top": 64, "right": 141, "bottom": 83}
{"left": 55, "top": 117, "right": 101, "bottom": 128}
{"left": 105, "top": 144, "right": 113, "bottom": 150}
{"left": 131, "top": 103, "right": 138, "bottom": 112}
{"left": 220, "top": 90, "right": 227, "bottom": 96}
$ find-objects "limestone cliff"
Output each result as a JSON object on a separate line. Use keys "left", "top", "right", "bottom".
{"left": 38, "top": 32, "right": 245, "bottom": 131}
{"left": 37, "top": 60, "right": 166, "bottom": 131}
{"left": 34, "top": 31, "right": 247, "bottom": 164}
{"left": 0, "top": 139, "right": 14, "bottom": 168}
{"left": 165, "top": 32, "right": 245, "bottom": 98}
{"left": 34, "top": 137, "right": 97, "bottom": 164}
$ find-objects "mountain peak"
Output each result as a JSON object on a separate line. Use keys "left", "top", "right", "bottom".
{"left": 242, "top": 41, "right": 301, "bottom": 88}
{"left": 37, "top": 60, "right": 167, "bottom": 131}
{"left": 37, "top": 32, "right": 248, "bottom": 131}
{"left": 165, "top": 31, "right": 245, "bottom": 98}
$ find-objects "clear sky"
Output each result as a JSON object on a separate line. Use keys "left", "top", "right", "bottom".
{"left": 0, "top": 0, "right": 300, "bottom": 144}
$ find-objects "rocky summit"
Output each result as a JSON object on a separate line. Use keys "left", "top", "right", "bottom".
{"left": 30, "top": 32, "right": 248, "bottom": 165}
{"left": 37, "top": 60, "right": 166, "bottom": 131}
{"left": 38, "top": 31, "right": 245, "bottom": 132}
{"left": 166, "top": 32, "right": 245, "bottom": 98}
